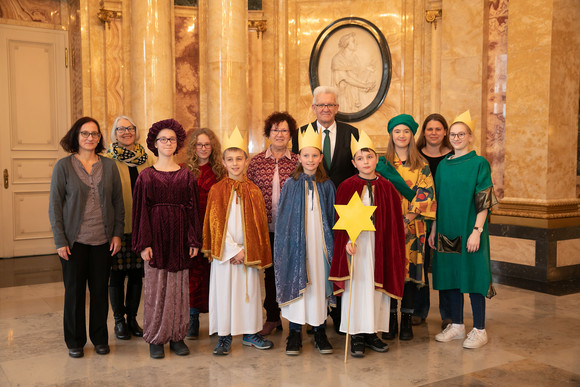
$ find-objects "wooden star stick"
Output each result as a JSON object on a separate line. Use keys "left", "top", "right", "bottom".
{"left": 333, "top": 191, "right": 376, "bottom": 362}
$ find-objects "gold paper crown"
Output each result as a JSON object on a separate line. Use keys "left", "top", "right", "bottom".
{"left": 350, "top": 129, "right": 375, "bottom": 156}
{"left": 298, "top": 123, "right": 322, "bottom": 151}
{"left": 223, "top": 126, "right": 248, "bottom": 154}
{"left": 451, "top": 110, "right": 476, "bottom": 132}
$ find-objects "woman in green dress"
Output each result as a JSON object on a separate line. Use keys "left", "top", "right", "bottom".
{"left": 428, "top": 111, "right": 497, "bottom": 349}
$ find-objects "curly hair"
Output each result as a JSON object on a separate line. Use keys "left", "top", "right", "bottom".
{"left": 416, "top": 113, "right": 451, "bottom": 152}
{"left": 184, "top": 128, "right": 226, "bottom": 179}
{"left": 60, "top": 117, "right": 105, "bottom": 154}
{"left": 146, "top": 118, "right": 187, "bottom": 156}
{"left": 263, "top": 111, "right": 298, "bottom": 138}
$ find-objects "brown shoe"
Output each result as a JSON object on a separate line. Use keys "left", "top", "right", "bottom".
{"left": 441, "top": 319, "right": 452, "bottom": 330}
{"left": 259, "top": 320, "right": 282, "bottom": 336}
{"left": 411, "top": 316, "right": 425, "bottom": 326}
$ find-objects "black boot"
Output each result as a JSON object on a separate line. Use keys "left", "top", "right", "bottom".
{"left": 399, "top": 312, "right": 414, "bottom": 340}
{"left": 109, "top": 286, "right": 130, "bottom": 340}
{"left": 186, "top": 312, "right": 199, "bottom": 340}
{"left": 382, "top": 311, "right": 398, "bottom": 340}
{"left": 329, "top": 303, "right": 344, "bottom": 335}
{"left": 126, "top": 283, "right": 143, "bottom": 337}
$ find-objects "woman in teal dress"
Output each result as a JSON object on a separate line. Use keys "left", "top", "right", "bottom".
{"left": 428, "top": 111, "right": 497, "bottom": 349}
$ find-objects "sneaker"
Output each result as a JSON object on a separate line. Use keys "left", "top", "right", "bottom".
{"left": 213, "top": 334, "right": 232, "bottom": 356}
{"left": 350, "top": 335, "right": 365, "bottom": 358}
{"left": 313, "top": 329, "right": 333, "bottom": 354}
{"left": 242, "top": 333, "right": 273, "bottom": 350}
{"left": 186, "top": 314, "right": 199, "bottom": 340}
{"left": 285, "top": 330, "right": 302, "bottom": 356}
{"left": 364, "top": 333, "right": 389, "bottom": 352}
{"left": 435, "top": 323, "right": 466, "bottom": 342}
{"left": 463, "top": 328, "right": 488, "bottom": 349}
{"left": 169, "top": 340, "right": 190, "bottom": 356}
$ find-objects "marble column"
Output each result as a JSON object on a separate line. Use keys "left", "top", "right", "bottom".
{"left": 489, "top": 0, "right": 580, "bottom": 293}
{"left": 205, "top": 0, "right": 248, "bottom": 145}
{"left": 130, "top": 0, "right": 174, "bottom": 138}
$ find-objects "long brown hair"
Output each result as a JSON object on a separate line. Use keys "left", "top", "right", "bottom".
{"left": 290, "top": 148, "right": 329, "bottom": 183}
{"left": 416, "top": 113, "right": 452, "bottom": 152}
{"left": 385, "top": 132, "right": 426, "bottom": 171}
{"left": 184, "top": 128, "right": 226, "bottom": 179}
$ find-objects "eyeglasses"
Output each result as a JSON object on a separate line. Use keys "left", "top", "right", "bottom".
{"left": 79, "top": 131, "right": 101, "bottom": 139}
{"left": 314, "top": 104, "right": 338, "bottom": 109}
{"left": 449, "top": 132, "right": 467, "bottom": 139}
{"left": 115, "top": 126, "right": 136, "bottom": 134}
{"left": 156, "top": 137, "right": 177, "bottom": 144}
{"left": 195, "top": 143, "right": 211, "bottom": 149}
{"left": 271, "top": 129, "right": 289, "bottom": 135}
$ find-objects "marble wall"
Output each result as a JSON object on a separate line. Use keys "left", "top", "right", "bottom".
{"left": 504, "top": 0, "right": 580, "bottom": 202}
{"left": 440, "top": 0, "right": 485, "bottom": 152}
{"left": 282, "top": 0, "right": 420, "bottom": 151}
{"left": 0, "top": 0, "right": 63, "bottom": 24}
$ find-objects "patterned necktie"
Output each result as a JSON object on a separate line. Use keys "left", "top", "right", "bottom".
{"left": 323, "top": 129, "right": 331, "bottom": 170}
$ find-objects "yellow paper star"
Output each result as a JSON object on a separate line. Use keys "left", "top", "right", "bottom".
{"left": 333, "top": 191, "right": 377, "bottom": 243}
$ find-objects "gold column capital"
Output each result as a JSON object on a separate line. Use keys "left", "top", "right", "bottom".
{"left": 248, "top": 20, "right": 267, "bottom": 39}
{"left": 97, "top": 8, "right": 122, "bottom": 27}
{"left": 425, "top": 10, "right": 442, "bottom": 25}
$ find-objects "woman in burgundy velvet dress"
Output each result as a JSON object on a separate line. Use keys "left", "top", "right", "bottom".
{"left": 132, "top": 119, "right": 201, "bottom": 359}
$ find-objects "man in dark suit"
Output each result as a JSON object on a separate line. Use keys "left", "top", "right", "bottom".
{"left": 292, "top": 86, "right": 359, "bottom": 334}
{"left": 292, "top": 86, "right": 359, "bottom": 188}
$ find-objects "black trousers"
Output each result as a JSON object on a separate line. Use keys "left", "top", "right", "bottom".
{"left": 263, "top": 232, "right": 280, "bottom": 322}
{"left": 109, "top": 267, "right": 143, "bottom": 288}
{"left": 60, "top": 242, "right": 111, "bottom": 349}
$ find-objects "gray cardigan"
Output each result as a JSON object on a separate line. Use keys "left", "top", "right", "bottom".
{"left": 49, "top": 155, "right": 125, "bottom": 249}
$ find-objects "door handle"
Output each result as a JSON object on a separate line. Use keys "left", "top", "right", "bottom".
{"left": 3, "top": 169, "right": 8, "bottom": 189}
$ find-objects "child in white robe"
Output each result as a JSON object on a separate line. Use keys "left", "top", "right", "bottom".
{"left": 203, "top": 140, "right": 274, "bottom": 356}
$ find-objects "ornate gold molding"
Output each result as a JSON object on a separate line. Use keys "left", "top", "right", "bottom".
{"left": 425, "top": 9, "right": 442, "bottom": 29}
{"left": 248, "top": 20, "right": 267, "bottom": 39}
{"left": 493, "top": 197, "right": 580, "bottom": 219}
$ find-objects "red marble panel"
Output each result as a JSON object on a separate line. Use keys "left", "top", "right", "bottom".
{"left": 486, "top": 0, "right": 509, "bottom": 198}
{"left": 174, "top": 15, "right": 200, "bottom": 133}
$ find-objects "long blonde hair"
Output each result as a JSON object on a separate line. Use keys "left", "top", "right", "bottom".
{"left": 385, "top": 132, "right": 426, "bottom": 171}
{"left": 184, "top": 128, "right": 226, "bottom": 179}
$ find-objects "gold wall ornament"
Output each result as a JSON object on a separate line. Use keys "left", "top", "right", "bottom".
{"left": 97, "top": 8, "right": 122, "bottom": 28}
{"left": 425, "top": 9, "right": 442, "bottom": 29}
{"left": 248, "top": 20, "right": 267, "bottom": 39}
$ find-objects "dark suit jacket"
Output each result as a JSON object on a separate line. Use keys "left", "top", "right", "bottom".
{"left": 292, "top": 121, "right": 359, "bottom": 188}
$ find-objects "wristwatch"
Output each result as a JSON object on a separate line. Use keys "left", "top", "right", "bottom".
{"left": 473, "top": 226, "right": 484, "bottom": 233}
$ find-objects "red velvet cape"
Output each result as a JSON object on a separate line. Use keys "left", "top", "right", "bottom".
{"left": 329, "top": 175, "right": 406, "bottom": 300}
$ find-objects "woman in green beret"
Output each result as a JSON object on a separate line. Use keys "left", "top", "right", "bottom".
{"left": 376, "top": 113, "right": 436, "bottom": 341}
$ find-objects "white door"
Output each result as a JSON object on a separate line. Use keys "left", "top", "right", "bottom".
{"left": 0, "top": 24, "right": 70, "bottom": 257}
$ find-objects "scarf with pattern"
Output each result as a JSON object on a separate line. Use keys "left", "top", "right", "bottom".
{"left": 106, "top": 143, "right": 148, "bottom": 167}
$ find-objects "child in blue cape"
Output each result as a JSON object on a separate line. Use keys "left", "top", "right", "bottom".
{"left": 274, "top": 126, "right": 336, "bottom": 356}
